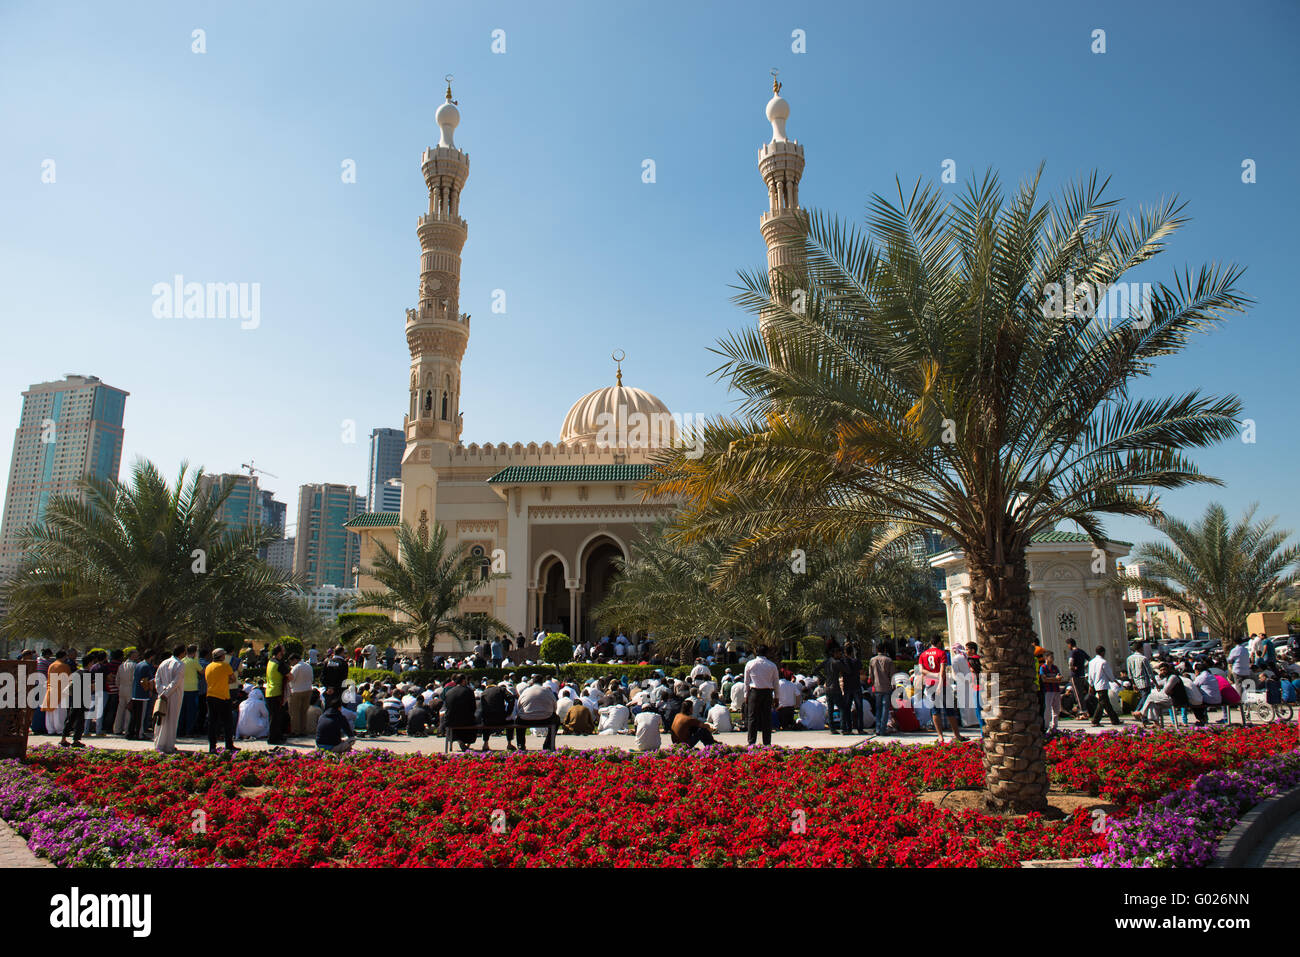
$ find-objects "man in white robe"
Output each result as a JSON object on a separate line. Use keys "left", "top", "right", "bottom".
{"left": 152, "top": 645, "right": 186, "bottom": 754}
{"left": 113, "top": 652, "right": 137, "bottom": 734}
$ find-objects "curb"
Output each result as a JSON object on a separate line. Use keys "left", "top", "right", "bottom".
{"left": 1210, "top": 781, "right": 1300, "bottom": 868}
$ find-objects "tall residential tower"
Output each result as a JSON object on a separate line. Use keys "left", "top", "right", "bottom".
{"left": 0, "top": 375, "right": 128, "bottom": 579}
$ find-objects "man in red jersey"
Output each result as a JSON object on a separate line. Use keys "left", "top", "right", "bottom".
{"left": 918, "top": 635, "right": 966, "bottom": 743}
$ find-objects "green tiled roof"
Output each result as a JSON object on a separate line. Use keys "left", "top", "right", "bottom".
{"left": 1030, "top": 530, "right": 1093, "bottom": 543}
{"left": 343, "top": 512, "right": 401, "bottom": 528}
{"left": 487, "top": 464, "right": 657, "bottom": 485}
{"left": 929, "top": 529, "right": 1132, "bottom": 557}
{"left": 1032, "top": 530, "right": 1133, "bottom": 546}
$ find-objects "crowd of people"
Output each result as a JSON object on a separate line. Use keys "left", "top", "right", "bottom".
{"left": 18, "top": 630, "right": 1295, "bottom": 756}
{"left": 1061, "top": 632, "right": 1300, "bottom": 731}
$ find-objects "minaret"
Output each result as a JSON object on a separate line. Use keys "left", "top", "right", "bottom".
{"left": 757, "top": 74, "right": 806, "bottom": 355}
{"left": 405, "top": 79, "right": 470, "bottom": 456}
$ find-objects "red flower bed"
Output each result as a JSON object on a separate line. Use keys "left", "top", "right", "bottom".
{"left": 21, "top": 724, "right": 1295, "bottom": 868}
{"left": 1044, "top": 724, "right": 1297, "bottom": 807}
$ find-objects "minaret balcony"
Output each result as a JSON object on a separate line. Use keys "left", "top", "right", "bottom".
{"left": 418, "top": 211, "right": 467, "bottom": 229}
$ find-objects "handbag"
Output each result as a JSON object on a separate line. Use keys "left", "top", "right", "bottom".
{"left": 153, "top": 696, "right": 168, "bottom": 717}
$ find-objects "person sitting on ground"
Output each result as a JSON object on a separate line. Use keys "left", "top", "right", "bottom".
{"left": 669, "top": 709, "right": 715, "bottom": 748}
{"left": 706, "top": 691, "right": 733, "bottom": 733}
{"left": 597, "top": 698, "right": 631, "bottom": 734}
{"left": 366, "top": 698, "right": 392, "bottom": 736}
{"left": 634, "top": 709, "right": 663, "bottom": 751}
{"left": 315, "top": 704, "right": 356, "bottom": 753}
{"left": 798, "top": 693, "right": 828, "bottom": 731}
{"left": 407, "top": 696, "right": 432, "bottom": 737}
{"left": 236, "top": 685, "right": 269, "bottom": 739}
{"left": 304, "top": 689, "right": 324, "bottom": 737}
{"left": 562, "top": 695, "right": 597, "bottom": 735}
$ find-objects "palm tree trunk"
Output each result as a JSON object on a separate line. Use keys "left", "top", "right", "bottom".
{"left": 967, "top": 549, "right": 1048, "bottom": 813}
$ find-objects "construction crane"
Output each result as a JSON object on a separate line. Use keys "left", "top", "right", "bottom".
{"left": 241, "top": 460, "right": 278, "bottom": 480}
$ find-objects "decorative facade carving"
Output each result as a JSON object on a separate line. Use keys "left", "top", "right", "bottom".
{"left": 456, "top": 519, "right": 500, "bottom": 535}
{"left": 528, "top": 504, "right": 676, "bottom": 521}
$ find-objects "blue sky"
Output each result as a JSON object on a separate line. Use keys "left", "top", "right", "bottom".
{"left": 1, "top": 0, "right": 1297, "bottom": 549}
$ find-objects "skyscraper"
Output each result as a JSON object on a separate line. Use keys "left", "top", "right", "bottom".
{"left": 378, "top": 478, "right": 402, "bottom": 514}
{"left": 196, "top": 474, "right": 288, "bottom": 561}
{"left": 293, "top": 483, "right": 362, "bottom": 587}
{"left": 0, "top": 374, "right": 128, "bottom": 578}
{"left": 366, "top": 427, "right": 404, "bottom": 513}
{"left": 198, "top": 473, "right": 261, "bottom": 531}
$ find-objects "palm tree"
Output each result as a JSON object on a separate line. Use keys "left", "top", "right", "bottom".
{"left": 1, "top": 461, "right": 299, "bottom": 656}
{"left": 1126, "top": 503, "right": 1300, "bottom": 647}
{"left": 648, "top": 169, "right": 1248, "bottom": 811}
{"left": 593, "top": 522, "right": 936, "bottom": 660}
{"left": 349, "top": 521, "right": 509, "bottom": 667}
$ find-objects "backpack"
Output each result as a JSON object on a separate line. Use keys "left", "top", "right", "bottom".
{"left": 1180, "top": 675, "right": 1203, "bottom": 707}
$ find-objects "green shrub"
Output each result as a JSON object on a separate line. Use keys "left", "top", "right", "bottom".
{"left": 540, "top": 632, "right": 573, "bottom": 664}
{"left": 273, "top": 636, "right": 304, "bottom": 659}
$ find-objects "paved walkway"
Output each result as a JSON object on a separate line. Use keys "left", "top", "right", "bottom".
{"left": 0, "top": 820, "right": 53, "bottom": 868}
{"left": 1244, "top": 807, "right": 1300, "bottom": 867}
{"left": 27, "top": 715, "right": 1124, "bottom": 756}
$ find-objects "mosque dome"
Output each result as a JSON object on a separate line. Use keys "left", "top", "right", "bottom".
{"left": 560, "top": 376, "right": 676, "bottom": 448}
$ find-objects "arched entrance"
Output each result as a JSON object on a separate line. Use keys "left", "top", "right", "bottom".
{"left": 539, "top": 559, "right": 570, "bottom": 635}
{"left": 581, "top": 537, "right": 625, "bottom": 643}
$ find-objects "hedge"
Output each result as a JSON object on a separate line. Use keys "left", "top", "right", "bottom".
{"left": 338, "top": 659, "right": 910, "bottom": 687}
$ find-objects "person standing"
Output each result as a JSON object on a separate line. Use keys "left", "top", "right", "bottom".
{"left": 321, "top": 646, "right": 349, "bottom": 709}
{"left": 742, "top": 646, "right": 779, "bottom": 746}
{"left": 869, "top": 644, "right": 895, "bottom": 736}
{"left": 1065, "top": 638, "right": 1090, "bottom": 718}
{"left": 1039, "top": 651, "right": 1064, "bottom": 733}
{"left": 42, "top": 650, "right": 73, "bottom": 737}
{"left": 264, "top": 645, "right": 288, "bottom": 745}
{"left": 287, "top": 653, "right": 313, "bottom": 737}
{"left": 58, "top": 653, "right": 87, "bottom": 748}
{"left": 1227, "top": 636, "right": 1253, "bottom": 696}
{"left": 179, "top": 644, "right": 203, "bottom": 737}
{"left": 128, "top": 653, "right": 158, "bottom": 740}
{"left": 152, "top": 645, "right": 186, "bottom": 753}
{"left": 1126, "top": 641, "right": 1158, "bottom": 723}
{"left": 818, "top": 645, "right": 847, "bottom": 735}
{"left": 918, "top": 636, "right": 965, "bottom": 743}
{"left": 841, "top": 645, "right": 864, "bottom": 733}
{"left": 97, "top": 650, "right": 122, "bottom": 738}
{"left": 113, "top": 649, "right": 137, "bottom": 735}
{"left": 204, "top": 648, "right": 237, "bottom": 754}
{"left": 965, "top": 642, "right": 985, "bottom": 734}
{"left": 1087, "top": 646, "right": 1123, "bottom": 727}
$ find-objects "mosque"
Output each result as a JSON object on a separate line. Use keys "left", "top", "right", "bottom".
{"left": 346, "top": 77, "right": 1130, "bottom": 660}
{"left": 345, "top": 77, "right": 809, "bottom": 649}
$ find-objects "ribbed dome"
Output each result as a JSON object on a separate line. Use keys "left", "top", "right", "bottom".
{"left": 560, "top": 382, "right": 676, "bottom": 448}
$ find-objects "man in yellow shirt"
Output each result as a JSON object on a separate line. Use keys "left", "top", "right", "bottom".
{"left": 204, "top": 648, "right": 237, "bottom": 754}
{"left": 264, "top": 644, "right": 288, "bottom": 745}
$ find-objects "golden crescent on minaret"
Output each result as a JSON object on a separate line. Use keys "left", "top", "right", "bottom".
{"left": 444, "top": 73, "right": 457, "bottom": 105}
{"left": 612, "top": 349, "right": 625, "bottom": 386}
{"left": 771, "top": 67, "right": 781, "bottom": 95}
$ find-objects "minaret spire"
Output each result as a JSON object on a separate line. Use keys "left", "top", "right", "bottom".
{"left": 405, "top": 75, "right": 470, "bottom": 463}
{"left": 758, "top": 70, "right": 807, "bottom": 362}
